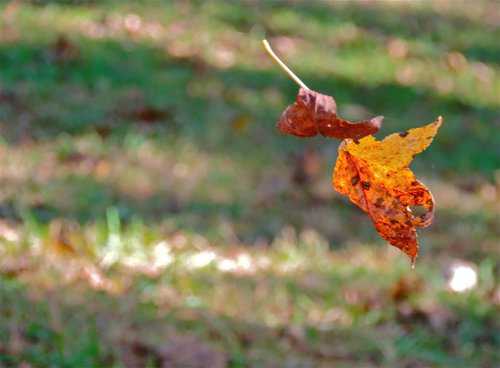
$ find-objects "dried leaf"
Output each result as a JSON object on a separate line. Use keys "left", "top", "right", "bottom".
{"left": 278, "top": 87, "right": 383, "bottom": 140}
{"left": 47, "top": 220, "right": 78, "bottom": 256}
{"left": 120, "top": 339, "right": 160, "bottom": 368}
{"left": 51, "top": 35, "right": 79, "bottom": 64}
{"left": 230, "top": 114, "right": 252, "bottom": 133}
{"left": 0, "top": 257, "right": 32, "bottom": 278}
{"left": 291, "top": 147, "right": 322, "bottom": 187}
{"left": 131, "top": 106, "right": 170, "bottom": 123}
{"left": 333, "top": 117, "right": 443, "bottom": 262}
{"left": 390, "top": 275, "right": 424, "bottom": 303}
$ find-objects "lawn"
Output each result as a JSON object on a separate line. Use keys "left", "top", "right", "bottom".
{"left": 0, "top": 1, "right": 499, "bottom": 367}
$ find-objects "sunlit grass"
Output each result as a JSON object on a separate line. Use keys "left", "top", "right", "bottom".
{"left": 1, "top": 217, "right": 498, "bottom": 366}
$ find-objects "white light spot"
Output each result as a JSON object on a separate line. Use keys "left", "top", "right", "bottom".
{"left": 186, "top": 250, "right": 217, "bottom": 269}
{"left": 448, "top": 263, "right": 478, "bottom": 293}
{"left": 151, "top": 241, "right": 173, "bottom": 270}
{"left": 216, "top": 252, "right": 255, "bottom": 274}
{"left": 216, "top": 258, "right": 237, "bottom": 272}
{"left": 0, "top": 223, "right": 19, "bottom": 242}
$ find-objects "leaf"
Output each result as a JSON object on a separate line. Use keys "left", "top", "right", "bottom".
{"left": 277, "top": 88, "right": 383, "bottom": 139}
{"left": 390, "top": 275, "right": 423, "bottom": 303}
{"left": 230, "top": 114, "right": 252, "bottom": 133}
{"left": 51, "top": 35, "right": 79, "bottom": 64}
{"left": 332, "top": 117, "right": 442, "bottom": 263}
{"left": 291, "top": 147, "right": 322, "bottom": 187}
{"left": 131, "top": 106, "right": 170, "bottom": 123}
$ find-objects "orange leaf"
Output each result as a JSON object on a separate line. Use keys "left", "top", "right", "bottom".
{"left": 332, "top": 117, "right": 443, "bottom": 264}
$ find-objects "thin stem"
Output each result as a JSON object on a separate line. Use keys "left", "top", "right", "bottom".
{"left": 262, "top": 39, "right": 309, "bottom": 90}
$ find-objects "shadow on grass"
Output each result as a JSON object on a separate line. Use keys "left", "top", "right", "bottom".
{"left": 0, "top": 38, "right": 498, "bottom": 172}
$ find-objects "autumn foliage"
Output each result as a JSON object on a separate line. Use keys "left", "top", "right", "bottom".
{"left": 279, "top": 88, "right": 442, "bottom": 263}
{"left": 278, "top": 88, "right": 383, "bottom": 140}
{"left": 265, "top": 40, "right": 442, "bottom": 263}
{"left": 333, "top": 118, "right": 442, "bottom": 263}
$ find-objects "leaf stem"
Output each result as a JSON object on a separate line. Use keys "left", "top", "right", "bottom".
{"left": 262, "top": 39, "right": 309, "bottom": 90}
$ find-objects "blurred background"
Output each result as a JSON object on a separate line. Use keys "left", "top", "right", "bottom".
{"left": 0, "top": 0, "right": 499, "bottom": 367}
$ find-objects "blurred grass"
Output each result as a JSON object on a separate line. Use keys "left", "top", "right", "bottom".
{"left": 0, "top": 0, "right": 499, "bottom": 367}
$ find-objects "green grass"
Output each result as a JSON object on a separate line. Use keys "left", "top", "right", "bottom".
{"left": 0, "top": 0, "right": 499, "bottom": 367}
